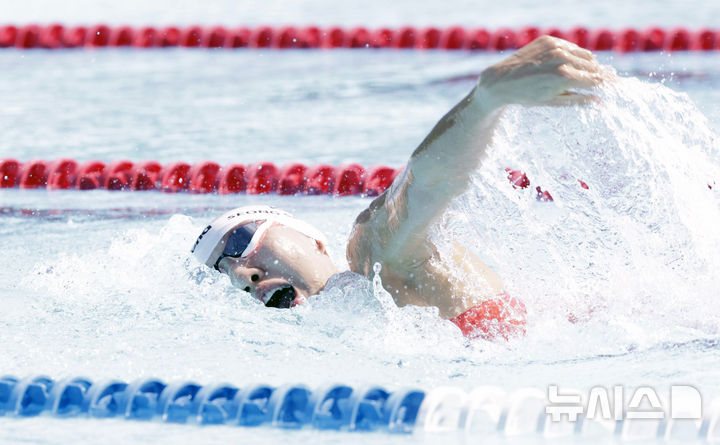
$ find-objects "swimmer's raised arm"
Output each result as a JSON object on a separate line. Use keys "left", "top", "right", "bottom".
{"left": 347, "top": 37, "right": 607, "bottom": 310}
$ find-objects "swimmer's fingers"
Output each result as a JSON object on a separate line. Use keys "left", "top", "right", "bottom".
{"left": 561, "top": 55, "right": 619, "bottom": 86}
{"left": 551, "top": 65, "right": 604, "bottom": 106}
{"left": 564, "top": 44, "right": 597, "bottom": 63}
{"left": 563, "top": 45, "right": 619, "bottom": 84}
{"left": 526, "top": 36, "right": 599, "bottom": 69}
{"left": 558, "top": 64, "right": 605, "bottom": 90}
{"left": 561, "top": 53, "right": 602, "bottom": 75}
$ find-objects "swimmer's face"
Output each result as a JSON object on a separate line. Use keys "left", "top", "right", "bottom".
{"left": 215, "top": 224, "right": 338, "bottom": 308}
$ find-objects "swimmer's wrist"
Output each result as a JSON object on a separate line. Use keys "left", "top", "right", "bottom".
{"left": 469, "top": 85, "right": 505, "bottom": 113}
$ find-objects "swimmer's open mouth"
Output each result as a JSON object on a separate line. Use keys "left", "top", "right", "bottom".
{"left": 263, "top": 285, "right": 296, "bottom": 309}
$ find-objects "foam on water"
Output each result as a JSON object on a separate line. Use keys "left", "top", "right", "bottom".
{"left": 11, "top": 212, "right": 470, "bottom": 386}
{"left": 439, "top": 75, "right": 720, "bottom": 359}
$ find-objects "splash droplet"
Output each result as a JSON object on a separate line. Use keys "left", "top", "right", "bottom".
{"left": 371, "top": 262, "right": 396, "bottom": 315}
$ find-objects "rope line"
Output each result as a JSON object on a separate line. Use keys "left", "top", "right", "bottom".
{"left": 0, "top": 158, "right": 579, "bottom": 199}
{"left": 0, "top": 375, "right": 716, "bottom": 440}
{"left": 0, "top": 158, "right": 399, "bottom": 197}
{"left": 1, "top": 24, "right": 718, "bottom": 52}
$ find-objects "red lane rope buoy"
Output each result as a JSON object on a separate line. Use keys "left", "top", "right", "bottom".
{"left": 76, "top": 160, "right": 106, "bottom": 190}
{"left": 0, "top": 158, "right": 21, "bottom": 188}
{"left": 1, "top": 158, "right": 609, "bottom": 202}
{"left": 0, "top": 158, "right": 401, "bottom": 197}
{"left": 304, "top": 164, "right": 336, "bottom": 195}
{"left": 277, "top": 163, "right": 307, "bottom": 195}
{"left": 0, "top": 25, "right": 718, "bottom": 52}
{"left": 18, "top": 159, "right": 49, "bottom": 189}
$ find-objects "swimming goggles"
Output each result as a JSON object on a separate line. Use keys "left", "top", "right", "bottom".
{"left": 213, "top": 219, "right": 271, "bottom": 270}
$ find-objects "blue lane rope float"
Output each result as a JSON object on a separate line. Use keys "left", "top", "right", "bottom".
{"left": 1, "top": 374, "right": 720, "bottom": 441}
{"left": 0, "top": 375, "right": 425, "bottom": 433}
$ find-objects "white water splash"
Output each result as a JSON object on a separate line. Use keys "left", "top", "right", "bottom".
{"left": 371, "top": 262, "right": 400, "bottom": 315}
{"left": 434, "top": 76, "right": 720, "bottom": 351}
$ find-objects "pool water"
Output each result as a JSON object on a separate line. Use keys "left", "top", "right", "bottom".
{"left": 1, "top": 2, "right": 720, "bottom": 444}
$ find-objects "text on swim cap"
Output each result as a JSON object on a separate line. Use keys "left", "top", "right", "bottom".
{"left": 191, "top": 225, "right": 212, "bottom": 253}
{"left": 225, "top": 208, "right": 287, "bottom": 221}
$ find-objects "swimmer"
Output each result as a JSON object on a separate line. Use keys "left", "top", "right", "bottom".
{"left": 191, "top": 36, "right": 609, "bottom": 340}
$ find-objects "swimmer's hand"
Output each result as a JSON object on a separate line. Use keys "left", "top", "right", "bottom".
{"left": 476, "top": 36, "right": 610, "bottom": 108}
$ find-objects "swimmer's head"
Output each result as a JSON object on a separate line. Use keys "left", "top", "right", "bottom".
{"left": 192, "top": 205, "right": 338, "bottom": 308}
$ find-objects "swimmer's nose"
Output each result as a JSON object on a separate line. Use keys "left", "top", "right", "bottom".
{"left": 226, "top": 265, "right": 264, "bottom": 296}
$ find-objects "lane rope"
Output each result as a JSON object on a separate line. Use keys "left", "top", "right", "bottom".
{"left": 0, "top": 158, "right": 399, "bottom": 197}
{"left": 0, "top": 375, "right": 716, "bottom": 440}
{"left": 0, "top": 158, "right": 585, "bottom": 199}
{"left": 0, "top": 24, "right": 718, "bottom": 52}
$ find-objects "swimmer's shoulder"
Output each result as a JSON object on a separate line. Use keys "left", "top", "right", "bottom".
{"left": 347, "top": 191, "right": 388, "bottom": 277}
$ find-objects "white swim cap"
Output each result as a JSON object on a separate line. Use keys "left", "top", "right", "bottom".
{"left": 191, "top": 205, "right": 328, "bottom": 268}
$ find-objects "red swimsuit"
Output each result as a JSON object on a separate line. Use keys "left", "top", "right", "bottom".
{"left": 450, "top": 293, "right": 527, "bottom": 341}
